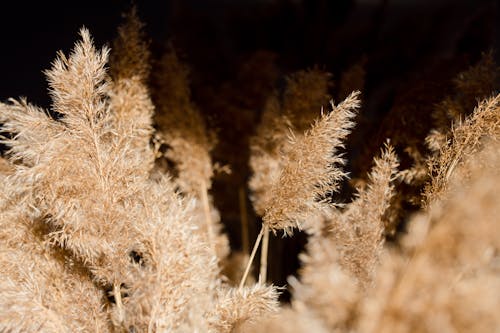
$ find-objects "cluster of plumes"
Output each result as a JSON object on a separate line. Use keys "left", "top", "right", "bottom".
{"left": 244, "top": 33, "right": 499, "bottom": 333}
{"left": 1, "top": 8, "right": 500, "bottom": 333}
{"left": 246, "top": 140, "right": 400, "bottom": 332}
{"left": 247, "top": 66, "right": 401, "bottom": 330}
{"left": 284, "top": 146, "right": 399, "bottom": 330}
{"left": 0, "top": 12, "right": 278, "bottom": 332}
{"left": 360, "top": 104, "right": 500, "bottom": 333}
{"left": 244, "top": 90, "right": 500, "bottom": 332}
{"left": 373, "top": 53, "right": 500, "bottom": 236}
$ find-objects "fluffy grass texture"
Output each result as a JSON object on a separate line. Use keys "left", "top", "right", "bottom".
{"left": 243, "top": 100, "right": 499, "bottom": 333}
{"left": 261, "top": 91, "right": 360, "bottom": 234}
{"left": 0, "top": 10, "right": 499, "bottom": 332}
{"left": 0, "top": 19, "right": 277, "bottom": 332}
{"left": 0, "top": 156, "right": 12, "bottom": 175}
{"left": 425, "top": 93, "right": 500, "bottom": 205}
{"left": 0, "top": 212, "right": 109, "bottom": 332}
{"left": 249, "top": 69, "right": 333, "bottom": 217}
{"left": 108, "top": 7, "right": 155, "bottom": 167}
{"left": 207, "top": 284, "right": 280, "bottom": 332}
{"left": 360, "top": 141, "right": 500, "bottom": 333}
{"left": 152, "top": 44, "right": 229, "bottom": 262}
{"left": 153, "top": 46, "right": 216, "bottom": 196}
{"left": 285, "top": 144, "right": 399, "bottom": 330}
{"left": 1, "top": 27, "right": 216, "bottom": 331}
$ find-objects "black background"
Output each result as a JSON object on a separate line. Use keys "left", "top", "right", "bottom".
{"left": 1, "top": 0, "right": 498, "bottom": 107}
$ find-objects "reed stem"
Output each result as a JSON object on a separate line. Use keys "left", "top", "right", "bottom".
{"left": 259, "top": 225, "right": 269, "bottom": 284}
{"left": 200, "top": 180, "right": 216, "bottom": 255}
{"left": 113, "top": 283, "right": 125, "bottom": 325}
{"left": 239, "top": 225, "right": 264, "bottom": 290}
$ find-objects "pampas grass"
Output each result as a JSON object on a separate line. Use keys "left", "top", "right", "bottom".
{"left": 0, "top": 14, "right": 276, "bottom": 332}
{"left": 255, "top": 91, "right": 360, "bottom": 235}
{"left": 0, "top": 9, "right": 499, "bottom": 332}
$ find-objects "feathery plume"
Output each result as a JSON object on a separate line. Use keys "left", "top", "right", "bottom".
{"left": 247, "top": 72, "right": 336, "bottom": 284}
{"left": 108, "top": 7, "right": 155, "bottom": 171}
{"left": 208, "top": 284, "right": 279, "bottom": 333}
{"left": 250, "top": 69, "right": 333, "bottom": 215}
{"left": 0, "top": 99, "right": 65, "bottom": 166}
{"left": 1, "top": 28, "right": 225, "bottom": 332}
{"left": 287, "top": 144, "right": 398, "bottom": 331}
{"left": 425, "top": 93, "right": 500, "bottom": 205}
{"left": 360, "top": 141, "right": 500, "bottom": 333}
{"left": 0, "top": 209, "right": 109, "bottom": 332}
{"left": 329, "top": 143, "right": 399, "bottom": 286}
{"left": 45, "top": 28, "right": 110, "bottom": 126}
{"left": 262, "top": 91, "right": 360, "bottom": 234}
{"left": 24, "top": 28, "right": 124, "bottom": 270}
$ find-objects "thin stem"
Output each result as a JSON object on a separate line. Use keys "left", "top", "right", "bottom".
{"left": 200, "top": 180, "right": 216, "bottom": 255}
{"left": 259, "top": 225, "right": 270, "bottom": 284}
{"left": 113, "top": 283, "right": 125, "bottom": 325}
{"left": 239, "top": 225, "right": 264, "bottom": 290}
{"left": 238, "top": 186, "right": 249, "bottom": 256}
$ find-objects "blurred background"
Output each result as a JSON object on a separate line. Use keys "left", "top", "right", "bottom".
{"left": 1, "top": 0, "right": 498, "bottom": 300}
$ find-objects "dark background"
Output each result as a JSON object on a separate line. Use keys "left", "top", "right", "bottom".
{"left": 1, "top": 0, "right": 499, "bottom": 300}
{"left": 0, "top": 1, "right": 498, "bottom": 107}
